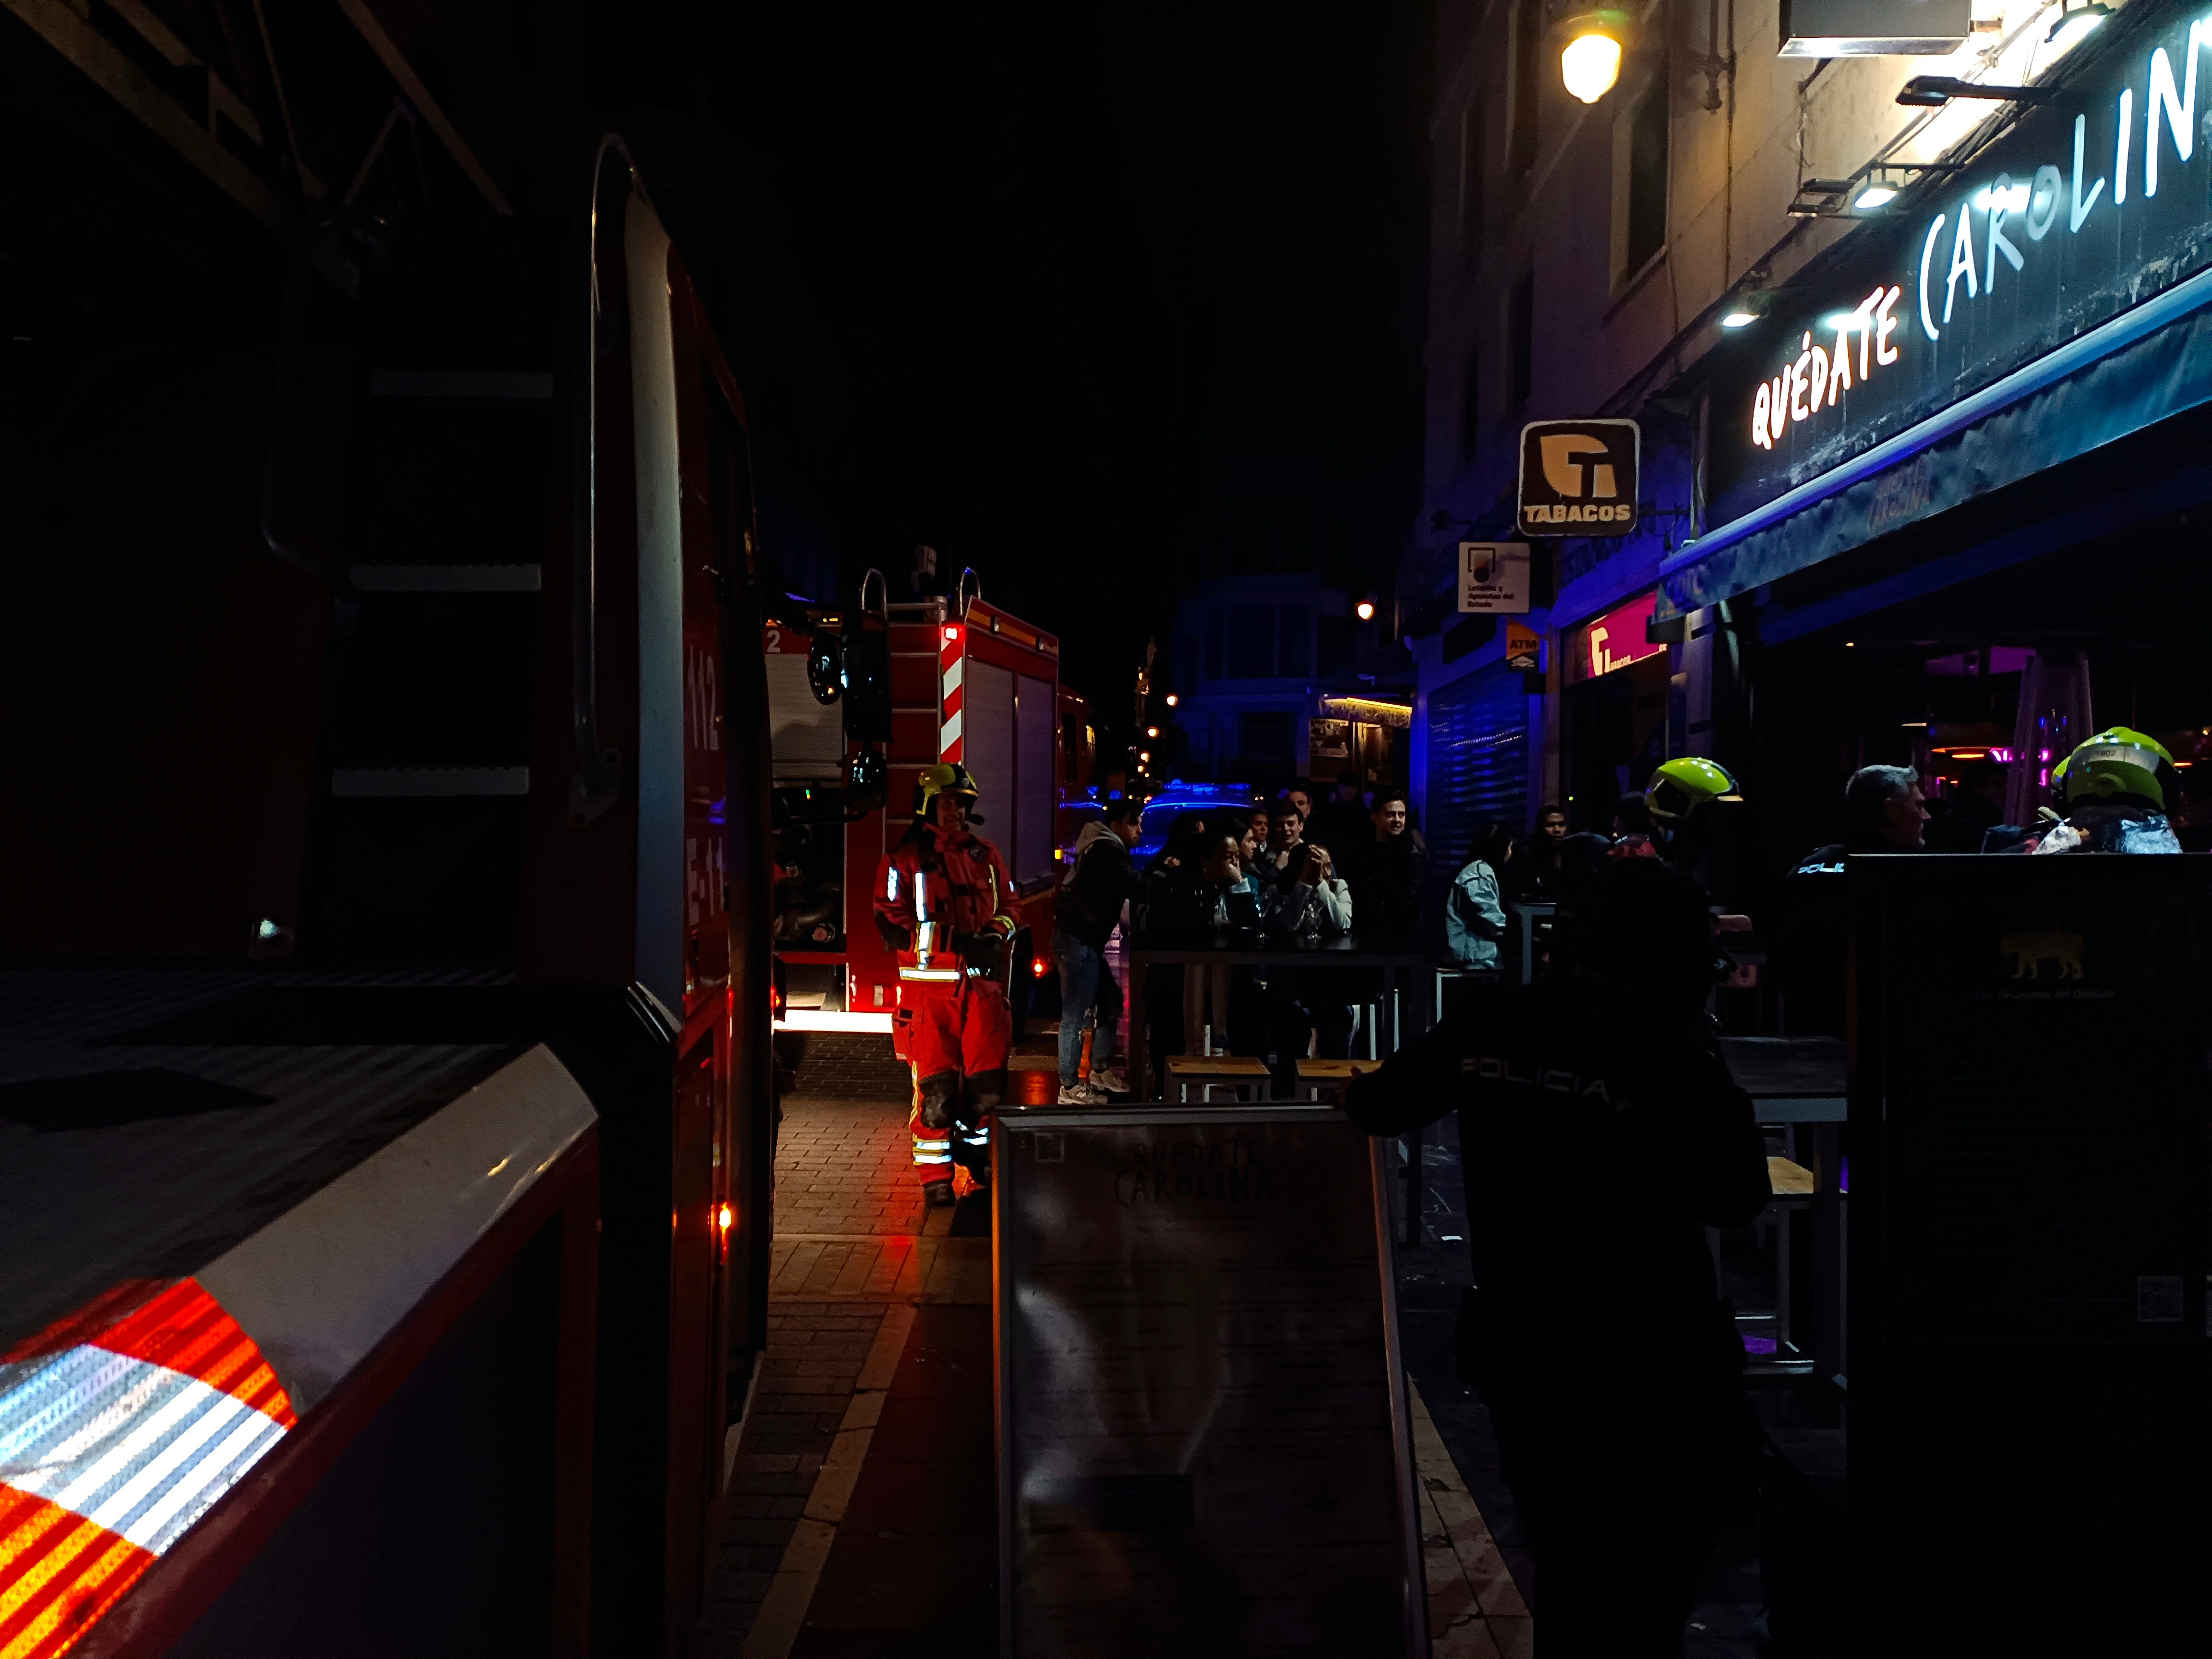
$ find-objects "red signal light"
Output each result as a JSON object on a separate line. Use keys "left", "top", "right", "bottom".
{"left": 1032, "top": 957, "right": 1050, "bottom": 978}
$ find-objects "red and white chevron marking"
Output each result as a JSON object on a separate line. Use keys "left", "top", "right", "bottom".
{"left": 938, "top": 625, "right": 965, "bottom": 763}
{"left": 0, "top": 1280, "right": 295, "bottom": 1659}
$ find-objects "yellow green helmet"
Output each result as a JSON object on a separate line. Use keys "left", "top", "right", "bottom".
{"left": 913, "top": 760, "right": 984, "bottom": 820}
{"left": 2061, "top": 728, "right": 2173, "bottom": 808}
{"left": 1646, "top": 757, "right": 1743, "bottom": 824}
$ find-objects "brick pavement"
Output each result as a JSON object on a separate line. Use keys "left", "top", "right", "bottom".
{"left": 689, "top": 1074, "right": 992, "bottom": 1659}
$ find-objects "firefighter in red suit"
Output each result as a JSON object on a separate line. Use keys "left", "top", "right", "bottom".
{"left": 875, "top": 762, "right": 1018, "bottom": 1206}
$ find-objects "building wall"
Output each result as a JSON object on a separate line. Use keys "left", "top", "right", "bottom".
{"left": 1410, "top": 0, "right": 2116, "bottom": 828}
{"left": 1168, "top": 573, "right": 1362, "bottom": 780}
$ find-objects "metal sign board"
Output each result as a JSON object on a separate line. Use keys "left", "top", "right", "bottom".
{"left": 994, "top": 1107, "right": 1425, "bottom": 1658}
{"left": 1517, "top": 420, "right": 1639, "bottom": 537}
{"left": 1457, "top": 541, "right": 1531, "bottom": 613}
{"left": 1504, "top": 621, "right": 1541, "bottom": 674}
{"left": 1779, "top": 0, "right": 1969, "bottom": 56}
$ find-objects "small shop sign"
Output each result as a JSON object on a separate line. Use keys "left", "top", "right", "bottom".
{"left": 1457, "top": 541, "right": 1531, "bottom": 613}
{"left": 1518, "top": 420, "right": 1640, "bottom": 536}
{"left": 1505, "top": 621, "right": 1542, "bottom": 674}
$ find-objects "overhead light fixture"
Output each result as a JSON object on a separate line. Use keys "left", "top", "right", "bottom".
{"left": 1553, "top": 7, "right": 1630, "bottom": 103}
{"left": 1356, "top": 599, "right": 1377, "bottom": 621}
{"left": 2045, "top": 0, "right": 2110, "bottom": 48}
{"left": 1719, "top": 287, "right": 1774, "bottom": 329}
{"left": 1852, "top": 181, "right": 1898, "bottom": 210}
{"left": 1897, "top": 74, "right": 2054, "bottom": 108}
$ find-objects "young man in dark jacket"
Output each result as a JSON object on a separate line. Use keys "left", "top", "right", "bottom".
{"left": 1344, "top": 786, "right": 1428, "bottom": 948}
{"left": 1343, "top": 859, "right": 1770, "bottom": 1657}
{"left": 1053, "top": 795, "right": 1144, "bottom": 1102}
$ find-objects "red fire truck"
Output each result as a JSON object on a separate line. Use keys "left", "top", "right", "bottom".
{"left": 766, "top": 592, "right": 1092, "bottom": 1034}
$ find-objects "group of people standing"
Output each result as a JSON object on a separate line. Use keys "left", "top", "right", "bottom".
{"left": 1050, "top": 771, "right": 1433, "bottom": 1103}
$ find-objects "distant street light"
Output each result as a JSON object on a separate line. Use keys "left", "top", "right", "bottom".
{"left": 1356, "top": 599, "right": 1377, "bottom": 622}
{"left": 1146, "top": 726, "right": 1159, "bottom": 738}
{"left": 1165, "top": 693, "right": 1178, "bottom": 708}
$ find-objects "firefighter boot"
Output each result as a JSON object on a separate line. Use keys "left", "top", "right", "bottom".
{"left": 913, "top": 1071, "right": 961, "bottom": 1194}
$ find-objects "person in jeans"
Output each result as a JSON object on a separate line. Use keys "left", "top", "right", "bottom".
{"left": 1052, "top": 794, "right": 1144, "bottom": 1103}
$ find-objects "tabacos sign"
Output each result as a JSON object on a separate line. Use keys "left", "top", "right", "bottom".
{"left": 1713, "top": 5, "right": 2212, "bottom": 525}
{"left": 1518, "top": 420, "right": 1641, "bottom": 535}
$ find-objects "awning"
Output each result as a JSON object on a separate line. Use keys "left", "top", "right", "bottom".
{"left": 1656, "top": 261, "right": 2212, "bottom": 620}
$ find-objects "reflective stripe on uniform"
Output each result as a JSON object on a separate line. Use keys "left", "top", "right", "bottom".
{"left": 912, "top": 1152, "right": 953, "bottom": 1165}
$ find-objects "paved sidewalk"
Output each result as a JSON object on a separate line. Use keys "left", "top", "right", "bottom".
{"left": 691, "top": 1075, "right": 992, "bottom": 1659}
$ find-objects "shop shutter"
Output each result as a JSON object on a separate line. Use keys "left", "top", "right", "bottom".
{"left": 1423, "top": 663, "right": 1530, "bottom": 920}
{"left": 1015, "top": 674, "right": 1055, "bottom": 885}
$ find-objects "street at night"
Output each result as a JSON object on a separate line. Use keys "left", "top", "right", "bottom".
{"left": 5, "top": 0, "right": 2211, "bottom": 1654}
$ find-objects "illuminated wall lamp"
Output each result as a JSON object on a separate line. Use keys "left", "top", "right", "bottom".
{"left": 1553, "top": 7, "right": 1631, "bottom": 103}
{"left": 1719, "top": 289, "right": 1773, "bottom": 329}
{"left": 1355, "top": 598, "right": 1378, "bottom": 621}
{"left": 2045, "top": 1, "right": 2110, "bottom": 50}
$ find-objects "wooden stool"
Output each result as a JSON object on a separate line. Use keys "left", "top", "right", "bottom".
{"left": 1164, "top": 1054, "right": 1271, "bottom": 1103}
{"left": 1293, "top": 1058, "right": 1381, "bottom": 1100}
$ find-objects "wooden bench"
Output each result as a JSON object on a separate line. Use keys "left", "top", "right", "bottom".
{"left": 1164, "top": 1054, "right": 1271, "bottom": 1103}
{"left": 1292, "top": 1058, "right": 1382, "bottom": 1099}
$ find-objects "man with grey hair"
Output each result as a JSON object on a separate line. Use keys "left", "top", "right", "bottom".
{"left": 1776, "top": 764, "right": 1927, "bottom": 1036}
{"left": 1841, "top": 764, "right": 1929, "bottom": 851}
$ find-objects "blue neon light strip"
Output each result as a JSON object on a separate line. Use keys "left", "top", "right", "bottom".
{"left": 1661, "top": 258, "right": 2212, "bottom": 580}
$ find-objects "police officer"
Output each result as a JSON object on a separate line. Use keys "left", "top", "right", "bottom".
{"left": 2031, "top": 727, "right": 2183, "bottom": 854}
{"left": 1343, "top": 859, "right": 1770, "bottom": 1657}
{"left": 1776, "top": 764, "right": 1925, "bottom": 1037}
{"left": 874, "top": 762, "right": 1019, "bottom": 1206}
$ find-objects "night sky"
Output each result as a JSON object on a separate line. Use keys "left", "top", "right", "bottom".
{"left": 600, "top": 3, "right": 1434, "bottom": 749}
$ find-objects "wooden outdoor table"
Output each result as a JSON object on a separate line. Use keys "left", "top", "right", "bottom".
{"left": 1124, "top": 941, "right": 1439, "bottom": 1104}
{"left": 1124, "top": 940, "right": 1438, "bottom": 1244}
{"left": 1720, "top": 1035, "right": 1847, "bottom": 1381}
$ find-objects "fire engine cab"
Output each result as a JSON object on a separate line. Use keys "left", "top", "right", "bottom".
{"left": 766, "top": 589, "right": 1091, "bottom": 1034}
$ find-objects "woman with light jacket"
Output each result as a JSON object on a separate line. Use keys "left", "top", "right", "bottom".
{"left": 1446, "top": 821, "right": 1514, "bottom": 971}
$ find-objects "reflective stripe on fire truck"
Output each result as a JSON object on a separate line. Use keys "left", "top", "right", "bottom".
{"left": 898, "top": 966, "right": 962, "bottom": 983}
{"left": 938, "top": 627, "right": 964, "bottom": 763}
{"left": 0, "top": 1279, "right": 296, "bottom": 1659}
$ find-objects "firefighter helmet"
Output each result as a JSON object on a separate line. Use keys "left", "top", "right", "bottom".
{"left": 1645, "top": 757, "right": 1742, "bottom": 824}
{"left": 914, "top": 760, "right": 985, "bottom": 822}
{"left": 2061, "top": 728, "right": 2174, "bottom": 809}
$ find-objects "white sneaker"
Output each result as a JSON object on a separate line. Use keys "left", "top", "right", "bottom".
{"left": 1087, "top": 1067, "right": 1128, "bottom": 1095}
{"left": 1057, "top": 1081, "right": 1108, "bottom": 1105}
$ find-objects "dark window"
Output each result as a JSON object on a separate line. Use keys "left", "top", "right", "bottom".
{"left": 1204, "top": 611, "right": 1225, "bottom": 681}
{"left": 1510, "top": 0, "right": 1542, "bottom": 177}
{"left": 1507, "top": 270, "right": 1534, "bottom": 408}
{"left": 1277, "top": 606, "right": 1312, "bottom": 677}
{"left": 1624, "top": 81, "right": 1670, "bottom": 277}
{"left": 1317, "top": 615, "right": 1354, "bottom": 677}
{"left": 1461, "top": 102, "right": 1485, "bottom": 247}
{"left": 1240, "top": 711, "right": 1296, "bottom": 769}
{"left": 1459, "top": 346, "right": 1482, "bottom": 461}
{"left": 1227, "top": 607, "right": 1275, "bottom": 678}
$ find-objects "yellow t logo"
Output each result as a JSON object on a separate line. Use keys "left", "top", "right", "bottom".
{"left": 1539, "top": 434, "right": 1616, "bottom": 498}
